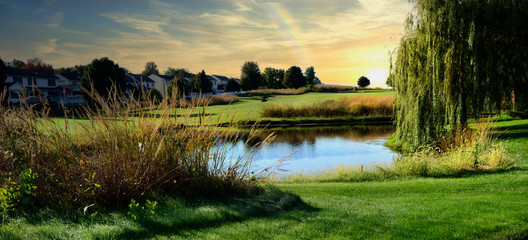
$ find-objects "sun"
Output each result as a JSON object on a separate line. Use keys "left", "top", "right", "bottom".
{"left": 365, "top": 69, "right": 389, "bottom": 86}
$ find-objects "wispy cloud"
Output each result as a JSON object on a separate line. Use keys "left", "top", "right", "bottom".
{"left": 46, "top": 12, "right": 63, "bottom": 28}
{"left": 0, "top": 0, "right": 412, "bottom": 86}
{"left": 35, "top": 38, "right": 58, "bottom": 55}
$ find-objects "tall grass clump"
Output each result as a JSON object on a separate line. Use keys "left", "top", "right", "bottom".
{"left": 0, "top": 89, "right": 266, "bottom": 211}
{"left": 261, "top": 96, "right": 394, "bottom": 118}
{"left": 392, "top": 120, "right": 515, "bottom": 176}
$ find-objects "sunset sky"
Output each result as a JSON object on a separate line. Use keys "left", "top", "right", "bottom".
{"left": 0, "top": 0, "right": 412, "bottom": 87}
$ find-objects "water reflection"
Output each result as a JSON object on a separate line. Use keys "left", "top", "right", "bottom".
{"left": 220, "top": 126, "right": 397, "bottom": 174}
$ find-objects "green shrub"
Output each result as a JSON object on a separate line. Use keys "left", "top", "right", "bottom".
{"left": 0, "top": 168, "right": 37, "bottom": 213}
{"left": 127, "top": 199, "right": 157, "bottom": 222}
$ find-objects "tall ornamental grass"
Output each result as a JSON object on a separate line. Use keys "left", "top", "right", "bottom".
{"left": 0, "top": 90, "right": 268, "bottom": 210}
{"left": 261, "top": 96, "right": 394, "bottom": 118}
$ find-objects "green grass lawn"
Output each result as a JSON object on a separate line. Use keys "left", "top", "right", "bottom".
{"left": 2, "top": 118, "right": 528, "bottom": 239}
{"left": 46, "top": 90, "right": 394, "bottom": 129}
{"left": 179, "top": 89, "right": 395, "bottom": 124}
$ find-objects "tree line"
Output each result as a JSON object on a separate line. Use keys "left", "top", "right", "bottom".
{"left": 0, "top": 56, "right": 327, "bottom": 102}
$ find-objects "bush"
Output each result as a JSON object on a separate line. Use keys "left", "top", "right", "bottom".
{"left": 224, "top": 79, "right": 241, "bottom": 92}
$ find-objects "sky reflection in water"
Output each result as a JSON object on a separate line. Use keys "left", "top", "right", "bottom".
{"left": 222, "top": 126, "right": 397, "bottom": 174}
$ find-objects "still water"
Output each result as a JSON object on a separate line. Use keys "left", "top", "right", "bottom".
{"left": 221, "top": 126, "right": 397, "bottom": 174}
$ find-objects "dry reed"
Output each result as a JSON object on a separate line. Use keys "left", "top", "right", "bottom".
{"left": 261, "top": 96, "right": 394, "bottom": 118}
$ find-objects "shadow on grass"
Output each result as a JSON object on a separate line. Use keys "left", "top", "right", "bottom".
{"left": 95, "top": 186, "right": 317, "bottom": 240}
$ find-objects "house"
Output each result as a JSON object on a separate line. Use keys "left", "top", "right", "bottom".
{"left": 55, "top": 73, "right": 85, "bottom": 105}
{"left": 125, "top": 73, "right": 155, "bottom": 90}
{"left": 208, "top": 75, "right": 230, "bottom": 93}
{"left": 149, "top": 74, "right": 193, "bottom": 97}
{"left": 5, "top": 67, "right": 61, "bottom": 105}
{"left": 149, "top": 74, "right": 173, "bottom": 97}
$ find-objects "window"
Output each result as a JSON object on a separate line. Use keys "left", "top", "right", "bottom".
{"left": 48, "top": 79, "right": 56, "bottom": 87}
{"left": 13, "top": 77, "right": 22, "bottom": 84}
{"left": 26, "top": 77, "right": 35, "bottom": 86}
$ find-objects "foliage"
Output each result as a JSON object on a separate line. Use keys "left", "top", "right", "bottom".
{"left": 141, "top": 61, "right": 160, "bottom": 76}
{"left": 262, "top": 96, "right": 394, "bottom": 118}
{"left": 6, "top": 59, "right": 24, "bottom": 68}
{"left": 224, "top": 78, "right": 241, "bottom": 92}
{"left": 142, "top": 88, "right": 163, "bottom": 104}
{"left": 0, "top": 169, "right": 37, "bottom": 213}
{"left": 167, "top": 73, "right": 191, "bottom": 99}
{"left": 80, "top": 57, "right": 126, "bottom": 100}
{"left": 0, "top": 58, "right": 6, "bottom": 91}
{"left": 283, "top": 66, "right": 305, "bottom": 89}
{"left": 357, "top": 76, "right": 370, "bottom": 88}
{"left": 127, "top": 199, "right": 157, "bottom": 222}
{"left": 304, "top": 66, "right": 315, "bottom": 87}
{"left": 20, "top": 57, "right": 54, "bottom": 73}
{"left": 314, "top": 76, "right": 322, "bottom": 84}
{"left": 262, "top": 67, "right": 285, "bottom": 89}
{"left": 164, "top": 67, "right": 192, "bottom": 78}
{"left": 193, "top": 70, "right": 213, "bottom": 93}
{"left": 240, "top": 61, "right": 263, "bottom": 90}
{"left": 391, "top": 0, "right": 528, "bottom": 149}
{"left": 55, "top": 65, "right": 86, "bottom": 75}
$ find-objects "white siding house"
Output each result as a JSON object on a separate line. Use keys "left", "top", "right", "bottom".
{"left": 149, "top": 74, "right": 173, "bottom": 97}
{"left": 5, "top": 67, "right": 60, "bottom": 105}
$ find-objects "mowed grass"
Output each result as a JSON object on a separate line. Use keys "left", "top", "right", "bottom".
{"left": 2, "top": 119, "right": 528, "bottom": 239}
{"left": 192, "top": 90, "right": 395, "bottom": 124}
{"left": 47, "top": 90, "right": 394, "bottom": 128}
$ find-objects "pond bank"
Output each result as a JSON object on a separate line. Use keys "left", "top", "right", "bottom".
{"left": 226, "top": 116, "right": 394, "bottom": 128}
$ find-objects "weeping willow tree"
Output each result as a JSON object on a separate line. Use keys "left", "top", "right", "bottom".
{"left": 390, "top": 0, "right": 528, "bottom": 149}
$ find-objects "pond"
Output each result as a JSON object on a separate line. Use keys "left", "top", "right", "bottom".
{"left": 219, "top": 126, "right": 398, "bottom": 175}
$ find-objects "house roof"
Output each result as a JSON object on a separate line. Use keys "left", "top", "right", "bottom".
{"left": 6, "top": 67, "right": 58, "bottom": 79}
{"left": 210, "top": 75, "right": 230, "bottom": 82}
{"left": 58, "top": 73, "right": 81, "bottom": 81}
{"left": 126, "top": 73, "right": 155, "bottom": 84}
{"left": 153, "top": 74, "right": 174, "bottom": 81}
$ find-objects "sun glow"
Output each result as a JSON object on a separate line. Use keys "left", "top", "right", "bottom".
{"left": 364, "top": 69, "right": 389, "bottom": 87}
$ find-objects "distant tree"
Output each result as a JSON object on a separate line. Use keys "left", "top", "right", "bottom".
{"left": 357, "top": 76, "right": 370, "bottom": 88}
{"left": 314, "top": 76, "right": 322, "bottom": 84}
{"left": 167, "top": 72, "right": 191, "bottom": 98}
{"left": 142, "top": 61, "right": 159, "bottom": 76}
{"left": 283, "top": 66, "right": 305, "bottom": 89}
{"left": 0, "top": 58, "right": 6, "bottom": 92}
{"left": 164, "top": 67, "right": 192, "bottom": 78}
{"left": 262, "top": 67, "right": 285, "bottom": 89}
{"left": 193, "top": 70, "right": 212, "bottom": 93}
{"left": 21, "top": 57, "right": 54, "bottom": 72}
{"left": 56, "top": 65, "right": 87, "bottom": 75}
{"left": 224, "top": 78, "right": 241, "bottom": 92}
{"left": 304, "top": 66, "right": 315, "bottom": 87}
{"left": 81, "top": 57, "right": 126, "bottom": 99}
{"left": 143, "top": 88, "right": 163, "bottom": 104}
{"left": 7, "top": 59, "right": 25, "bottom": 68}
{"left": 240, "top": 61, "right": 262, "bottom": 90}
